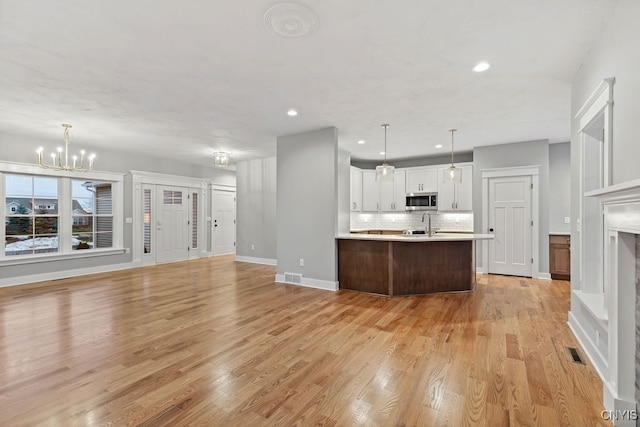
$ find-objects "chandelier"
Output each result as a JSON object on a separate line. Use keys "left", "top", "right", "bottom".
{"left": 37, "top": 124, "right": 95, "bottom": 172}
{"left": 442, "top": 129, "right": 462, "bottom": 183}
{"left": 213, "top": 151, "right": 231, "bottom": 167}
{"left": 375, "top": 124, "right": 394, "bottom": 181}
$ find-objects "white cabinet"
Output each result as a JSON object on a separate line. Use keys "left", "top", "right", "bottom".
{"left": 380, "top": 170, "right": 406, "bottom": 211}
{"left": 437, "top": 164, "right": 473, "bottom": 211}
{"left": 350, "top": 167, "right": 362, "bottom": 212}
{"left": 406, "top": 168, "right": 438, "bottom": 193}
{"left": 362, "top": 170, "right": 379, "bottom": 211}
{"left": 393, "top": 170, "right": 407, "bottom": 211}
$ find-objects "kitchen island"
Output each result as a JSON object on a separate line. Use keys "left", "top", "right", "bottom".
{"left": 336, "top": 233, "right": 493, "bottom": 296}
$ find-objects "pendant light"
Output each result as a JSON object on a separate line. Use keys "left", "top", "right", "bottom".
{"left": 375, "top": 124, "right": 395, "bottom": 181}
{"left": 442, "top": 129, "right": 462, "bottom": 183}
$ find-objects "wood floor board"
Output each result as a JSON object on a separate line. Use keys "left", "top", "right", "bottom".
{"left": 0, "top": 255, "right": 611, "bottom": 426}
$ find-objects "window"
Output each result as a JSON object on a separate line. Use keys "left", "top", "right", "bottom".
{"left": 1, "top": 164, "right": 123, "bottom": 262}
{"left": 5, "top": 175, "right": 59, "bottom": 256}
{"left": 72, "top": 180, "right": 113, "bottom": 250}
{"left": 143, "top": 189, "right": 152, "bottom": 254}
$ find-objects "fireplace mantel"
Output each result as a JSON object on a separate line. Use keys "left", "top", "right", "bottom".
{"left": 573, "top": 178, "right": 640, "bottom": 425}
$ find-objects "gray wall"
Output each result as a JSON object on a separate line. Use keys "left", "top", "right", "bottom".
{"left": 571, "top": 1, "right": 640, "bottom": 285}
{"left": 549, "top": 142, "right": 571, "bottom": 233}
{"left": 235, "top": 157, "right": 277, "bottom": 261}
{"left": 0, "top": 134, "right": 235, "bottom": 284}
{"left": 276, "top": 127, "right": 342, "bottom": 282}
{"left": 473, "top": 139, "right": 550, "bottom": 273}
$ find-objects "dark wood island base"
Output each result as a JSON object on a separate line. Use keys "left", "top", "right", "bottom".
{"left": 337, "top": 238, "right": 476, "bottom": 296}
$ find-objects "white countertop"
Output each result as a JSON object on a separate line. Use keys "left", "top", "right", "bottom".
{"left": 337, "top": 233, "right": 494, "bottom": 242}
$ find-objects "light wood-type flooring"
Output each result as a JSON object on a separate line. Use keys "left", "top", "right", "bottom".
{"left": 0, "top": 256, "right": 610, "bottom": 426}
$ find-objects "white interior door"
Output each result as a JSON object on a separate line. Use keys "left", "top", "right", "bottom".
{"left": 488, "top": 176, "right": 532, "bottom": 277}
{"left": 212, "top": 189, "right": 236, "bottom": 256}
{"left": 156, "top": 186, "right": 189, "bottom": 263}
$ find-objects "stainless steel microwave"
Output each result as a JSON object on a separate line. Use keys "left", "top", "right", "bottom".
{"left": 405, "top": 192, "right": 438, "bottom": 211}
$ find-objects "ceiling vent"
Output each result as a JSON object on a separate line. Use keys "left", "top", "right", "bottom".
{"left": 264, "top": 3, "right": 319, "bottom": 38}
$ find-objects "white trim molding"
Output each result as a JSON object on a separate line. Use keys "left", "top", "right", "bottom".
{"left": 481, "top": 165, "right": 542, "bottom": 278}
{"left": 235, "top": 255, "right": 277, "bottom": 266}
{"left": 274, "top": 274, "right": 338, "bottom": 291}
{"left": 570, "top": 178, "right": 639, "bottom": 424}
{"left": 0, "top": 260, "right": 134, "bottom": 288}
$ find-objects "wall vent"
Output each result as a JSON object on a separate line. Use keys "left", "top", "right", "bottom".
{"left": 284, "top": 272, "right": 302, "bottom": 284}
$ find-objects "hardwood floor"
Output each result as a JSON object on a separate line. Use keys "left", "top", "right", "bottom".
{"left": 0, "top": 256, "right": 610, "bottom": 426}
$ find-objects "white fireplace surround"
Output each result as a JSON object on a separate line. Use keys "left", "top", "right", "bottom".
{"left": 570, "top": 178, "right": 640, "bottom": 424}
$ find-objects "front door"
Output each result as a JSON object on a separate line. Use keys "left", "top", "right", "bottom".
{"left": 488, "top": 176, "right": 532, "bottom": 277}
{"left": 212, "top": 189, "right": 236, "bottom": 256}
{"left": 156, "top": 186, "right": 189, "bottom": 263}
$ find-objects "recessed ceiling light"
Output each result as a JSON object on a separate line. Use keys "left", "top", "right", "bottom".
{"left": 357, "top": 140, "right": 366, "bottom": 145}
{"left": 435, "top": 144, "right": 443, "bottom": 148}
{"left": 379, "top": 151, "right": 385, "bottom": 155}
{"left": 473, "top": 61, "right": 490, "bottom": 72}
{"left": 287, "top": 109, "right": 298, "bottom": 116}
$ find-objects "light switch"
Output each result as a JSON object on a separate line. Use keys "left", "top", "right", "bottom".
{"left": 563, "top": 217, "right": 570, "bottom": 224}
{"left": 125, "top": 217, "right": 133, "bottom": 223}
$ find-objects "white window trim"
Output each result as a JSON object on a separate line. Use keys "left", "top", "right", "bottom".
{"left": 0, "top": 160, "right": 125, "bottom": 265}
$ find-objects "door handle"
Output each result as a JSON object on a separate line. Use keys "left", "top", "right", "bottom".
{"left": 489, "top": 228, "right": 494, "bottom": 232}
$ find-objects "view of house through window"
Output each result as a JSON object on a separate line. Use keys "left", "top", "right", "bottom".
{"left": 5, "top": 175, "right": 59, "bottom": 256}
{"left": 72, "top": 180, "right": 113, "bottom": 250}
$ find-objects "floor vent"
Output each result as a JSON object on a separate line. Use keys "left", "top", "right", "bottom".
{"left": 284, "top": 272, "right": 302, "bottom": 284}
{"left": 567, "top": 347, "right": 586, "bottom": 364}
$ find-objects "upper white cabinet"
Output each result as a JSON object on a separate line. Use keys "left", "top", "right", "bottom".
{"left": 350, "top": 166, "right": 362, "bottom": 212}
{"left": 362, "top": 170, "right": 379, "bottom": 211}
{"left": 406, "top": 167, "right": 438, "bottom": 193}
{"left": 437, "top": 164, "right": 473, "bottom": 211}
{"left": 380, "top": 170, "right": 406, "bottom": 211}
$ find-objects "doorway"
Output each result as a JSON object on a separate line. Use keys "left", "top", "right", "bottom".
{"left": 482, "top": 166, "right": 540, "bottom": 278}
{"left": 212, "top": 188, "right": 236, "bottom": 256}
{"left": 141, "top": 184, "right": 201, "bottom": 264}
{"left": 488, "top": 175, "right": 532, "bottom": 276}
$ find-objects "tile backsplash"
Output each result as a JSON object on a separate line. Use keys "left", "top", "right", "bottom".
{"left": 350, "top": 212, "right": 474, "bottom": 232}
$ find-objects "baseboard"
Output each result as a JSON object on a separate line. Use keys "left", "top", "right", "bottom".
{"left": 0, "top": 261, "right": 137, "bottom": 288}
{"left": 274, "top": 274, "right": 338, "bottom": 291}
{"left": 601, "top": 387, "right": 638, "bottom": 427}
{"left": 537, "top": 272, "right": 552, "bottom": 280}
{"left": 476, "top": 267, "right": 486, "bottom": 274}
{"left": 568, "top": 312, "right": 607, "bottom": 382}
{"left": 235, "top": 255, "right": 277, "bottom": 266}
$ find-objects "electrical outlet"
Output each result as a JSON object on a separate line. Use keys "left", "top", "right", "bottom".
{"left": 456, "top": 216, "right": 460, "bottom": 223}
{"left": 125, "top": 248, "right": 130, "bottom": 254}
{"left": 564, "top": 216, "right": 570, "bottom": 224}
{"left": 299, "top": 258, "right": 304, "bottom": 267}
{"left": 251, "top": 244, "right": 255, "bottom": 250}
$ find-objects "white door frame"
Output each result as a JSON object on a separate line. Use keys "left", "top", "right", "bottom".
{"left": 131, "top": 171, "right": 208, "bottom": 265}
{"left": 481, "top": 165, "right": 542, "bottom": 278}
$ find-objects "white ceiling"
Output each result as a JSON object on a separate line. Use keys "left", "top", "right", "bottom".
{"left": 0, "top": 0, "right": 618, "bottom": 167}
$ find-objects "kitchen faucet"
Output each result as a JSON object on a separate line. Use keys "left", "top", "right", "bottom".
{"left": 421, "top": 212, "right": 432, "bottom": 237}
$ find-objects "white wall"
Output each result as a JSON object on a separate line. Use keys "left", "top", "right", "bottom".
{"left": 276, "top": 127, "right": 344, "bottom": 288}
{"left": 549, "top": 142, "right": 571, "bottom": 233}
